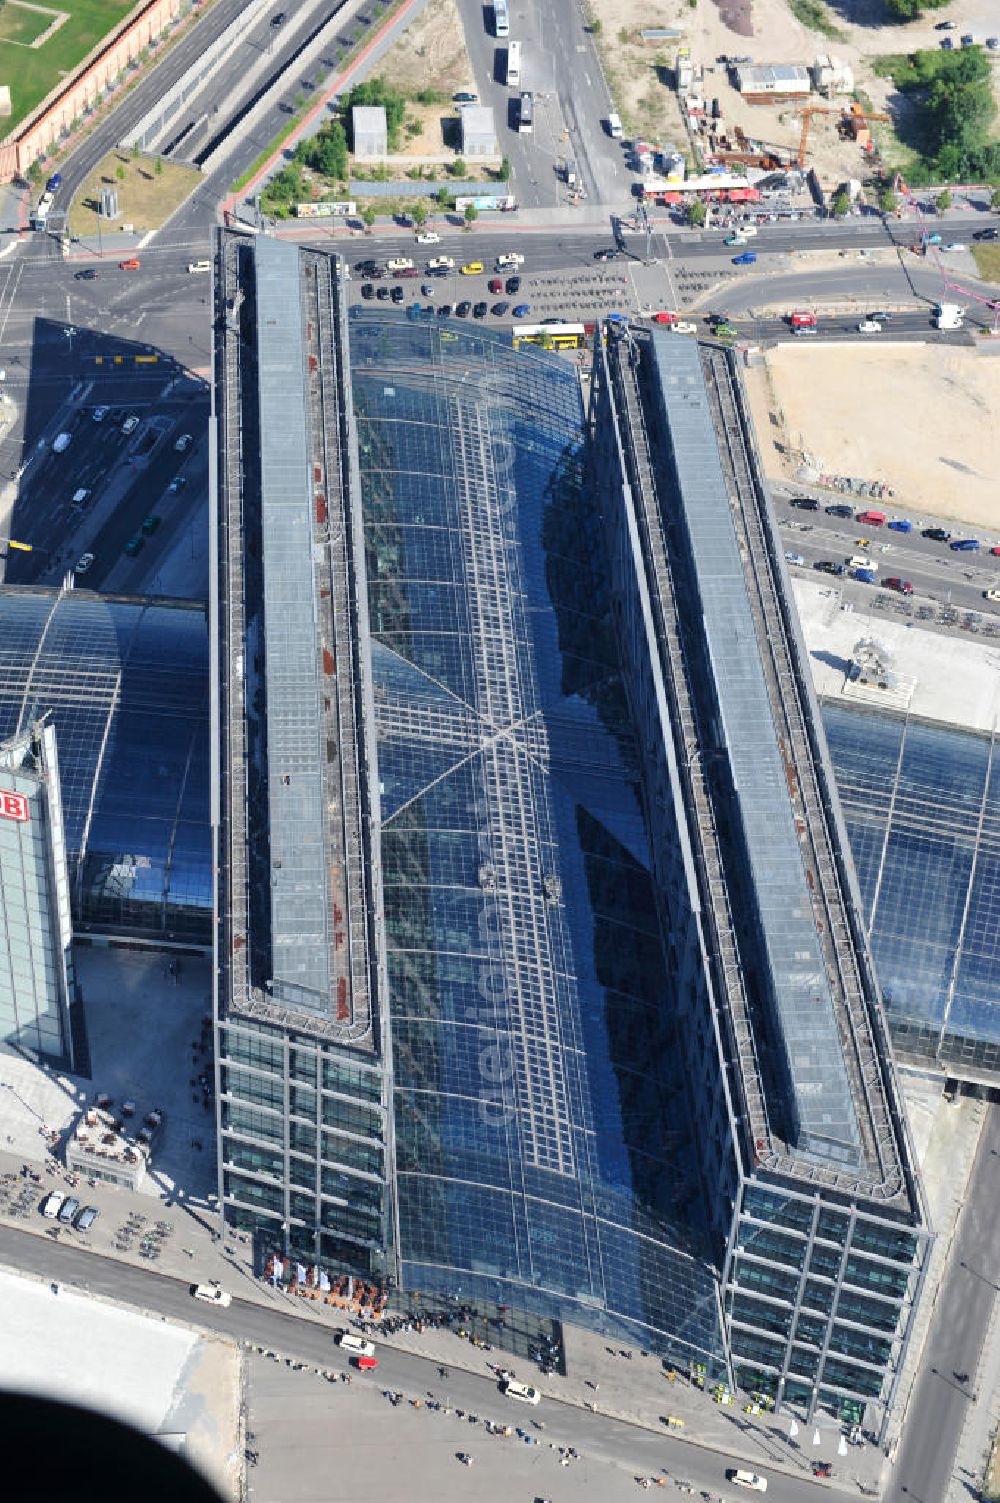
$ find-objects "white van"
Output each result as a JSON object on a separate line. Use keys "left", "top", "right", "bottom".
{"left": 495, "top": 252, "right": 524, "bottom": 269}
{"left": 187, "top": 260, "right": 211, "bottom": 274}
{"left": 42, "top": 1191, "right": 65, "bottom": 1219}
{"left": 72, "top": 488, "right": 91, "bottom": 507}
{"left": 337, "top": 1333, "right": 376, "bottom": 1357}
{"left": 728, "top": 1470, "right": 768, "bottom": 1492}
{"left": 192, "top": 1283, "right": 232, "bottom": 1307}
{"left": 607, "top": 112, "right": 624, "bottom": 138}
{"left": 502, "top": 1379, "right": 540, "bottom": 1405}
{"left": 52, "top": 432, "right": 72, "bottom": 453}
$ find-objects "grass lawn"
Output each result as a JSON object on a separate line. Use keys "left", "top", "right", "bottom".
{"left": 972, "top": 244, "right": 1000, "bottom": 285}
{"left": 0, "top": 4, "right": 53, "bottom": 46}
{"left": 0, "top": 0, "right": 135, "bottom": 134}
{"left": 67, "top": 150, "right": 201, "bottom": 235}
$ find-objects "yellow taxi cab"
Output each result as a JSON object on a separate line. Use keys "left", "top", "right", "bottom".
{"left": 460, "top": 261, "right": 484, "bottom": 275}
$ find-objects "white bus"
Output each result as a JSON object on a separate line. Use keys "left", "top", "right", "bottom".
{"left": 506, "top": 40, "right": 521, "bottom": 87}
{"left": 493, "top": 0, "right": 509, "bottom": 36}
{"left": 519, "top": 91, "right": 534, "bottom": 134}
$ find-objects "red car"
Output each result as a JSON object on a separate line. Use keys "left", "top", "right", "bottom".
{"left": 883, "top": 577, "right": 913, "bottom": 595}
{"left": 991, "top": 545, "right": 1000, "bottom": 556}
{"left": 353, "top": 1355, "right": 379, "bottom": 1370}
{"left": 652, "top": 311, "right": 678, "bottom": 324}
{"left": 119, "top": 257, "right": 141, "bottom": 271}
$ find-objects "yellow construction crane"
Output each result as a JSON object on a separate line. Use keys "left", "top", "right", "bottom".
{"left": 0, "top": 536, "right": 32, "bottom": 551}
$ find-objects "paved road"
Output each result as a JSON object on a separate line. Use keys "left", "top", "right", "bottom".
{"left": 0, "top": 1221, "right": 842, "bottom": 1500}
{"left": 0, "top": 250, "right": 210, "bottom": 584}
{"left": 45, "top": 0, "right": 255, "bottom": 221}
{"left": 455, "top": 0, "right": 625, "bottom": 212}
{"left": 667, "top": 212, "right": 999, "bottom": 262}
{"left": 769, "top": 496, "right": 1000, "bottom": 620}
{"left": 886, "top": 1107, "right": 1000, "bottom": 1503}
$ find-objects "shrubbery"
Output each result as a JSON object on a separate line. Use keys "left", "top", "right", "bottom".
{"left": 878, "top": 47, "right": 999, "bottom": 183}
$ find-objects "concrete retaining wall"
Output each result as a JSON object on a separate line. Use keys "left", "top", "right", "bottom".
{"left": 0, "top": 0, "right": 184, "bottom": 181}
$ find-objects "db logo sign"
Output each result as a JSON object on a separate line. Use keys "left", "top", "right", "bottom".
{"left": 0, "top": 790, "right": 29, "bottom": 823}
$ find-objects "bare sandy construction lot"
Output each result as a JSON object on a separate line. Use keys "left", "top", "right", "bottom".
{"left": 744, "top": 343, "right": 1000, "bottom": 531}
{"left": 584, "top": 0, "right": 999, "bottom": 185}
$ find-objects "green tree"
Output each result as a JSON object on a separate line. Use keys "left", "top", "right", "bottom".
{"left": 464, "top": 202, "right": 478, "bottom": 227}
{"left": 590, "top": 17, "right": 602, "bottom": 34}
{"left": 498, "top": 155, "right": 512, "bottom": 183}
{"left": 935, "top": 188, "right": 952, "bottom": 212}
{"left": 116, "top": 164, "right": 126, "bottom": 183}
{"left": 362, "top": 204, "right": 377, "bottom": 231}
{"left": 154, "top": 157, "right": 163, "bottom": 177}
{"left": 686, "top": 198, "right": 706, "bottom": 227}
{"left": 830, "top": 188, "right": 851, "bottom": 217}
{"left": 436, "top": 186, "right": 452, "bottom": 209}
{"left": 992, "top": 186, "right": 1000, "bottom": 210}
{"left": 451, "top": 157, "right": 467, "bottom": 178}
{"left": 877, "top": 183, "right": 897, "bottom": 214}
{"left": 412, "top": 199, "right": 428, "bottom": 227}
{"left": 27, "top": 161, "right": 42, "bottom": 185}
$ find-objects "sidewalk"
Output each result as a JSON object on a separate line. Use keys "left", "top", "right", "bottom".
{"left": 879, "top": 1082, "right": 988, "bottom": 1485}
{"left": 0, "top": 1133, "right": 885, "bottom": 1495}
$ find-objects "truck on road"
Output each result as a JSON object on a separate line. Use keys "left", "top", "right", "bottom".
{"left": 789, "top": 310, "right": 817, "bottom": 335}
{"left": 935, "top": 302, "right": 965, "bottom": 329}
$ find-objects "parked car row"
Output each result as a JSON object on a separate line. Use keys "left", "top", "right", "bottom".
{"left": 355, "top": 258, "right": 523, "bottom": 284}
{"left": 42, "top": 1191, "right": 99, "bottom": 1231}
{"left": 789, "top": 498, "right": 1000, "bottom": 556}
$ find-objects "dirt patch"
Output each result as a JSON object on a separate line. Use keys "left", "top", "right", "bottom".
{"left": 68, "top": 150, "right": 201, "bottom": 236}
{"left": 584, "top": 0, "right": 999, "bottom": 186}
{"left": 743, "top": 343, "right": 1000, "bottom": 532}
{"left": 375, "top": 0, "right": 474, "bottom": 97}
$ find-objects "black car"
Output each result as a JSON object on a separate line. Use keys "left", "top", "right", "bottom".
{"left": 934, "top": 17, "right": 956, "bottom": 26}
{"left": 437, "top": 304, "right": 453, "bottom": 317}
{"left": 505, "top": 276, "right": 520, "bottom": 295}
{"left": 456, "top": 300, "right": 471, "bottom": 317}
{"left": 491, "top": 301, "right": 509, "bottom": 316}
{"left": 390, "top": 285, "right": 404, "bottom": 302}
{"left": 790, "top": 497, "right": 819, "bottom": 511}
{"left": 361, "top": 283, "right": 374, "bottom": 300}
{"left": 825, "top": 503, "right": 854, "bottom": 518}
{"left": 376, "top": 286, "right": 390, "bottom": 300}
{"left": 74, "top": 268, "right": 99, "bottom": 281}
{"left": 974, "top": 227, "right": 1000, "bottom": 241}
{"left": 271, "top": 10, "right": 286, "bottom": 24}
{"left": 594, "top": 248, "right": 619, "bottom": 261}
{"left": 814, "top": 560, "right": 844, "bottom": 576}
{"left": 923, "top": 527, "right": 952, "bottom": 541}
{"left": 354, "top": 260, "right": 377, "bottom": 273}
{"left": 473, "top": 301, "right": 488, "bottom": 318}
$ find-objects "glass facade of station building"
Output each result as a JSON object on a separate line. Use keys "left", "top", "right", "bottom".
{"left": 213, "top": 238, "right": 727, "bottom": 1370}
{"left": 207, "top": 242, "right": 991, "bottom": 1424}
{"left": 351, "top": 315, "right": 724, "bottom": 1360}
{"left": 0, "top": 588, "right": 211, "bottom": 946}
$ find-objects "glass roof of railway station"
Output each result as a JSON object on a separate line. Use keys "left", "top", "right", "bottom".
{"left": 822, "top": 701, "right": 1000, "bottom": 1080}
{"left": 350, "top": 312, "right": 726, "bottom": 1360}
{"left": 0, "top": 588, "right": 211, "bottom": 943}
